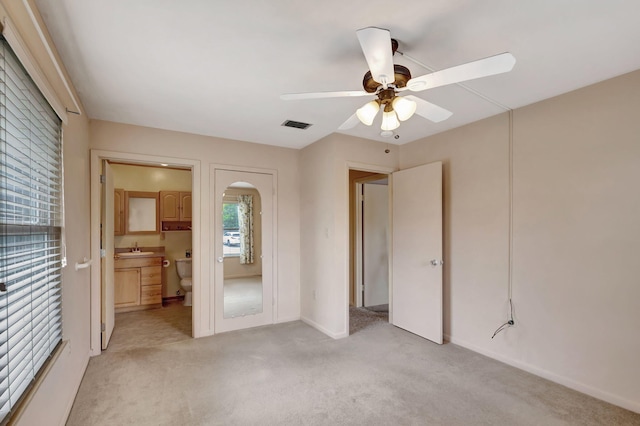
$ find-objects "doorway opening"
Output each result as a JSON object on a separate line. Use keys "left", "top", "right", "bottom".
{"left": 346, "top": 162, "right": 444, "bottom": 343}
{"left": 349, "top": 169, "right": 390, "bottom": 334}
{"left": 91, "top": 150, "right": 198, "bottom": 356}
{"left": 104, "top": 162, "right": 193, "bottom": 351}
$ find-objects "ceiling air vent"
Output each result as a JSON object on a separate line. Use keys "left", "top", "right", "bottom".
{"left": 282, "top": 120, "right": 312, "bottom": 130}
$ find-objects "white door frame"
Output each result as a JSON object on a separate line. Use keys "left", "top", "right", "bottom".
{"left": 100, "top": 161, "right": 115, "bottom": 349}
{"left": 355, "top": 181, "right": 364, "bottom": 308}
{"left": 346, "top": 162, "right": 395, "bottom": 333}
{"left": 89, "top": 149, "right": 200, "bottom": 356}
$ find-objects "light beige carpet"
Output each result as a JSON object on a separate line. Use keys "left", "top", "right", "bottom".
{"left": 68, "top": 307, "right": 640, "bottom": 425}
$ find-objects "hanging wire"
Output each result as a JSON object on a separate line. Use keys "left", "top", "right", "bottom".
{"left": 492, "top": 298, "right": 515, "bottom": 338}
{"left": 492, "top": 109, "right": 515, "bottom": 338}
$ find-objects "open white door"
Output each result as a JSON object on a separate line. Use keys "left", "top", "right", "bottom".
{"left": 391, "top": 162, "right": 443, "bottom": 344}
{"left": 100, "top": 161, "right": 115, "bottom": 349}
{"left": 363, "top": 182, "right": 389, "bottom": 307}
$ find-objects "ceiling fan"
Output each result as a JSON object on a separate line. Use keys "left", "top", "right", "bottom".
{"left": 280, "top": 27, "right": 516, "bottom": 135}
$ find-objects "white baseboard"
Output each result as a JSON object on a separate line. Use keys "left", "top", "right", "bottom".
{"left": 301, "top": 316, "right": 348, "bottom": 339}
{"left": 275, "top": 315, "right": 300, "bottom": 324}
{"left": 445, "top": 333, "right": 640, "bottom": 414}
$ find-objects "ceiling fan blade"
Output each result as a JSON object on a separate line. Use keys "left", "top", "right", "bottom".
{"left": 356, "top": 27, "right": 395, "bottom": 87}
{"left": 338, "top": 113, "right": 360, "bottom": 130}
{"left": 280, "top": 90, "right": 370, "bottom": 101}
{"left": 405, "top": 95, "right": 452, "bottom": 123}
{"left": 406, "top": 52, "right": 516, "bottom": 92}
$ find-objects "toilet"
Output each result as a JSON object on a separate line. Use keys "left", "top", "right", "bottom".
{"left": 175, "top": 258, "right": 193, "bottom": 306}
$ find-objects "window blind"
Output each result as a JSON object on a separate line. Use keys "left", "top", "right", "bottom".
{"left": 0, "top": 36, "right": 63, "bottom": 423}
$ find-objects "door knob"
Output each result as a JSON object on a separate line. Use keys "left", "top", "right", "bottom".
{"left": 430, "top": 259, "right": 444, "bottom": 267}
{"left": 217, "top": 257, "right": 223, "bottom": 263}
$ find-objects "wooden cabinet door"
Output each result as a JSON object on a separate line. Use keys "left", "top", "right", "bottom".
{"left": 159, "top": 191, "right": 179, "bottom": 221}
{"left": 114, "top": 268, "right": 140, "bottom": 307}
{"left": 114, "top": 188, "right": 125, "bottom": 235}
{"left": 180, "top": 192, "right": 192, "bottom": 220}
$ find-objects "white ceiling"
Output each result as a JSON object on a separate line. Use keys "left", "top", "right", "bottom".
{"left": 35, "top": 0, "right": 640, "bottom": 149}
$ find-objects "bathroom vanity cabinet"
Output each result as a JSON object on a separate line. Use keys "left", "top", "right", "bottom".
{"left": 114, "top": 255, "right": 163, "bottom": 313}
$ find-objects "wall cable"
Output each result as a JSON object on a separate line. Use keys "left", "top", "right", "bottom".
{"left": 492, "top": 108, "right": 515, "bottom": 338}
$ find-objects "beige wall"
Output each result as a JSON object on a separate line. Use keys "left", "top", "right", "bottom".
{"left": 300, "top": 134, "right": 398, "bottom": 337}
{"left": 0, "top": 1, "right": 93, "bottom": 425}
{"left": 90, "top": 120, "right": 302, "bottom": 335}
{"left": 400, "top": 70, "right": 640, "bottom": 412}
{"left": 111, "top": 164, "right": 192, "bottom": 297}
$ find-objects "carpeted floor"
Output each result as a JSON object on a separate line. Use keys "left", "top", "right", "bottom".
{"left": 349, "top": 304, "right": 388, "bottom": 334}
{"left": 67, "top": 304, "right": 640, "bottom": 426}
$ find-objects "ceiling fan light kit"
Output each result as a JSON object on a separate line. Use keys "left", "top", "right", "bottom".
{"left": 280, "top": 26, "right": 516, "bottom": 136}
{"left": 356, "top": 100, "right": 380, "bottom": 126}
{"left": 381, "top": 109, "right": 400, "bottom": 131}
{"left": 392, "top": 96, "right": 417, "bottom": 121}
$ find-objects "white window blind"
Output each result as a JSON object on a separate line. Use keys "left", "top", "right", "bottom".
{"left": 0, "top": 36, "right": 63, "bottom": 423}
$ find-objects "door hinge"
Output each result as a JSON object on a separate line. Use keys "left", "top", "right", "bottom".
{"left": 101, "top": 323, "right": 106, "bottom": 332}
{"left": 99, "top": 174, "right": 106, "bottom": 184}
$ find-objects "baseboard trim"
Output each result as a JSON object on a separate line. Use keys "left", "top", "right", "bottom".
{"left": 445, "top": 333, "right": 640, "bottom": 414}
{"left": 162, "top": 295, "right": 185, "bottom": 303}
{"left": 275, "top": 315, "right": 300, "bottom": 324}
{"left": 301, "top": 316, "right": 348, "bottom": 339}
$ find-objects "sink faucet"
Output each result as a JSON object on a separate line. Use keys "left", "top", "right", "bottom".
{"left": 132, "top": 242, "right": 140, "bottom": 253}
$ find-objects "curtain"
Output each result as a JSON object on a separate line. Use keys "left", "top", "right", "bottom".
{"left": 237, "top": 195, "right": 254, "bottom": 264}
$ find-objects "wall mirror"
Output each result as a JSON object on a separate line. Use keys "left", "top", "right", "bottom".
{"left": 222, "top": 182, "right": 263, "bottom": 319}
{"left": 125, "top": 191, "right": 160, "bottom": 234}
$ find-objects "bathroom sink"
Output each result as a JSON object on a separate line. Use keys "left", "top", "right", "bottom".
{"left": 117, "top": 251, "right": 155, "bottom": 257}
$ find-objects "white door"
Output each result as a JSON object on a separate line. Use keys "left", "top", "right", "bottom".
{"left": 100, "top": 161, "right": 115, "bottom": 349}
{"left": 363, "top": 182, "right": 389, "bottom": 307}
{"left": 391, "top": 162, "right": 443, "bottom": 344}
{"left": 214, "top": 169, "right": 273, "bottom": 333}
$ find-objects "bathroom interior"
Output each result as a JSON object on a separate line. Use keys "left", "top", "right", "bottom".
{"left": 106, "top": 162, "right": 265, "bottom": 347}
{"left": 108, "top": 162, "right": 194, "bottom": 346}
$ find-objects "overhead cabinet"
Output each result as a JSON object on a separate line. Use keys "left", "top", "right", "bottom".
{"left": 113, "top": 189, "right": 192, "bottom": 234}
{"left": 160, "top": 191, "right": 192, "bottom": 231}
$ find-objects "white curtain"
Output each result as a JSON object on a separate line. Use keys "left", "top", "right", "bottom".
{"left": 237, "top": 195, "right": 254, "bottom": 264}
